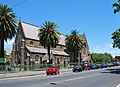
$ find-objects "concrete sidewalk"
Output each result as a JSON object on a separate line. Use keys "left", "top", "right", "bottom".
{"left": 0, "top": 68, "right": 72, "bottom": 79}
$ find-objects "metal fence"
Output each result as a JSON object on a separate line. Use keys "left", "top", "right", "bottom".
{"left": 0, "top": 62, "right": 82, "bottom": 73}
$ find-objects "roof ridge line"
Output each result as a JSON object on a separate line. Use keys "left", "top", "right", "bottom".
{"left": 20, "top": 21, "right": 40, "bottom": 28}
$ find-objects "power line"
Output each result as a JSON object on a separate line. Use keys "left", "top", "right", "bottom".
{"left": 12, "top": 0, "right": 28, "bottom": 8}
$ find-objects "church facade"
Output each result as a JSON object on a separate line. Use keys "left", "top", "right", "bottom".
{"left": 12, "top": 21, "right": 91, "bottom": 67}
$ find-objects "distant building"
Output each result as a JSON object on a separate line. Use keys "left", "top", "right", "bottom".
{"left": 113, "top": 56, "right": 120, "bottom": 62}
{"left": 12, "top": 21, "right": 91, "bottom": 66}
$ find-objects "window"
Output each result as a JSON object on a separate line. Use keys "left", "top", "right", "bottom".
{"left": 30, "top": 41, "right": 34, "bottom": 45}
{"left": 35, "top": 55, "right": 39, "bottom": 61}
{"left": 39, "top": 42, "right": 42, "bottom": 46}
{"left": 40, "top": 57, "right": 42, "bottom": 64}
{"left": 60, "top": 46, "right": 62, "bottom": 49}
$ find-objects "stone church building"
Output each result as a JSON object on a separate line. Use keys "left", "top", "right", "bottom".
{"left": 12, "top": 21, "right": 91, "bottom": 66}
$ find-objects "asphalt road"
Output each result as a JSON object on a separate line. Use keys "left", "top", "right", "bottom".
{"left": 0, "top": 66, "right": 120, "bottom": 87}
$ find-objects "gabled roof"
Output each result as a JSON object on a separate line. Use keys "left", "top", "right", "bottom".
{"left": 21, "top": 22, "right": 40, "bottom": 40}
{"left": 20, "top": 22, "right": 65, "bottom": 45}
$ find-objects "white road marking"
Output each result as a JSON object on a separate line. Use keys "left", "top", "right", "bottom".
{"left": 30, "top": 73, "right": 103, "bottom": 87}
{"left": 50, "top": 73, "right": 102, "bottom": 84}
{"left": 116, "top": 84, "right": 120, "bottom": 87}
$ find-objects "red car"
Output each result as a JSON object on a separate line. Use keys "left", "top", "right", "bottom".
{"left": 81, "top": 63, "right": 91, "bottom": 70}
{"left": 46, "top": 66, "right": 59, "bottom": 75}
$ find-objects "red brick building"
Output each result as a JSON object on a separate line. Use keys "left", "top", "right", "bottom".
{"left": 112, "top": 56, "right": 120, "bottom": 62}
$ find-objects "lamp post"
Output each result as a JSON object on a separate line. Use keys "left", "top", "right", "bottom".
{"left": 79, "top": 50, "right": 82, "bottom": 64}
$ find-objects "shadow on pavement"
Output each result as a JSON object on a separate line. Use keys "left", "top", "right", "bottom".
{"left": 101, "top": 68, "right": 120, "bottom": 74}
{"left": 50, "top": 82, "right": 69, "bottom": 87}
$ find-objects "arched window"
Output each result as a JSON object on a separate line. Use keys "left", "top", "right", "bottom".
{"left": 35, "top": 55, "right": 39, "bottom": 61}
{"left": 30, "top": 41, "right": 34, "bottom": 45}
{"left": 39, "top": 42, "right": 41, "bottom": 46}
{"left": 40, "top": 57, "right": 42, "bottom": 64}
{"left": 60, "top": 46, "right": 62, "bottom": 49}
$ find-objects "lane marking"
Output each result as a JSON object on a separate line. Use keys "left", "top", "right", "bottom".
{"left": 116, "top": 84, "right": 120, "bottom": 87}
{"left": 50, "top": 73, "right": 103, "bottom": 84}
{"left": 28, "top": 73, "right": 103, "bottom": 87}
{"left": 0, "top": 66, "right": 118, "bottom": 81}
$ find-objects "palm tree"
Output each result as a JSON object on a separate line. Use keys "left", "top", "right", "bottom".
{"left": 0, "top": 4, "right": 17, "bottom": 58}
{"left": 113, "top": 0, "right": 120, "bottom": 14}
{"left": 38, "top": 21, "right": 60, "bottom": 64}
{"left": 65, "top": 30, "right": 83, "bottom": 63}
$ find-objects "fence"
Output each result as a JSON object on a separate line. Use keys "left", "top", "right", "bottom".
{"left": 0, "top": 62, "right": 81, "bottom": 73}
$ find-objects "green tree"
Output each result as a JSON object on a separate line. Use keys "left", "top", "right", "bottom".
{"left": 112, "top": 1, "right": 120, "bottom": 49}
{"left": 0, "top": 4, "right": 17, "bottom": 58}
{"left": 65, "top": 30, "right": 83, "bottom": 63}
{"left": 113, "top": 0, "right": 120, "bottom": 14}
{"left": 111, "top": 29, "right": 120, "bottom": 49}
{"left": 38, "top": 21, "right": 60, "bottom": 64}
{"left": 91, "top": 53, "right": 112, "bottom": 63}
{"left": 91, "top": 53, "right": 100, "bottom": 63}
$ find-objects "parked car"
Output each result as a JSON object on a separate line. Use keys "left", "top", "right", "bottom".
{"left": 112, "top": 62, "right": 119, "bottom": 66}
{"left": 46, "top": 66, "right": 59, "bottom": 75}
{"left": 101, "top": 63, "right": 108, "bottom": 68}
{"left": 81, "top": 63, "right": 91, "bottom": 70}
{"left": 106, "top": 63, "right": 114, "bottom": 67}
{"left": 72, "top": 64, "right": 82, "bottom": 72}
{"left": 96, "top": 63, "right": 102, "bottom": 69}
{"left": 90, "top": 64, "right": 97, "bottom": 69}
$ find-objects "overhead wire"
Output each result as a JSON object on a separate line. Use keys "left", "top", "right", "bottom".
{"left": 12, "top": 0, "right": 28, "bottom": 8}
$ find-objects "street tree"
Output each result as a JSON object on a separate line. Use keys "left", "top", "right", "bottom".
{"left": 111, "top": 29, "right": 120, "bottom": 49}
{"left": 91, "top": 53, "right": 112, "bottom": 63}
{"left": 0, "top": 4, "right": 17, "bottom": 58}
{"left": 38, "top": 21, "right": 60, "bottom": 64}
{"left": 112, "top": 1, "right": 120, "bottom": 50}
{"left": 113, "top": 0, "right": 120, "bottom": 14}
{"left": 65, "top": 30, "right": 83, "bottom": 63}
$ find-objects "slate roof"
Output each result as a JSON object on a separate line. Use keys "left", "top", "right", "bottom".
{"left": 26, "top": 46, "right": 47, "bottom": 54}
{"left": 21, "top": 22, "right": 66, "bottom": 45}
{"left": 52, "top": 50, "right": 69, "bottom": 56}
{"left": 26, "top": 46, "right": 69, "bottom": 56}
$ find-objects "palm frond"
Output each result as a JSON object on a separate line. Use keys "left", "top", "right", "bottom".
{"left": 38, "top": 21, "right": 60, "bottom": 48}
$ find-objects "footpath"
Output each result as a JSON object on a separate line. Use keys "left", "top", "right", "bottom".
{"left": 0, "top": 68, "right": 72, "bottom": 79}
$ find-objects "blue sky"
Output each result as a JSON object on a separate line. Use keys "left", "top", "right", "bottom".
{"left": 1, "top": 0, "right": 120, "bottom": 57}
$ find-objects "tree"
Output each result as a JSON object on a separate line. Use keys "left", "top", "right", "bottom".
{"left": 111, "top": 29, "right": 120, "bottom": 49}
{"left": 0, "top": 4, "right": 17, "bottom": 58}
{"left": 91, "top": 53, "right": 112, "bottom": 63}
{"left": 38, "top": 21, "right": 60, "bottom": 64}
{"left": 65, "top": 30, "right": 83, "bottom": 63}
{"left": 113, "top": 0, "right": 120, "bottom": 14}
{"left": 112, "top": 1, "right": 120, "bottom": 49}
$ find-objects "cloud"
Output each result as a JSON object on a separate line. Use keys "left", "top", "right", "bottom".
{"left": 90, "top": 43, "right": 120, "bottom": 57}
{"left": 6, "top": 39, "right": 15, "bottom": 45}
{"left": 5, "top": 38, "right": 15, "bottom": 54}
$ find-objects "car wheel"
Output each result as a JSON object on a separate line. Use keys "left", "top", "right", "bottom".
{"left": 73, "top": 70, "right": 75, "bottom": 72}
{"left": 47, "top": 73, "right": 49, "bottom": 75}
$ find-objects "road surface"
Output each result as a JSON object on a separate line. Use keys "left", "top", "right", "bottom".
{"left": 0, "top": 66, "right": 120, "bottom": 87}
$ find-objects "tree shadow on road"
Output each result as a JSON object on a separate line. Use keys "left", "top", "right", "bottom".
{"left": 101, "top": 68, "right": 120, "bottom": 74}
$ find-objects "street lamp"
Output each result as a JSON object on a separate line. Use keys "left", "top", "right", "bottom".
{"left": 79, "top": 50, "right": 82, "bottom": 64}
